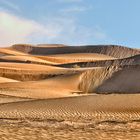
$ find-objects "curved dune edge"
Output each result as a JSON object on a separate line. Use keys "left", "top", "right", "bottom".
{"left": 0, "top": 95, "right": 140, "bottom": 122}
{"left": 36, "top": 53, "right": 115, "bottom": 65}
{"left": 0, "top": 76, "right": 19, "bottom": 83}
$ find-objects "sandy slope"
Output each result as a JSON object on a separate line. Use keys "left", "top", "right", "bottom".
{"left": 0, "top": 55, "right": 58, "bottom": 65}
{"left": 0, "top": 94, "right": 33, "bottom": 104}
{"left": 0, "top": 48, "right": 27, "bottom": 56}
{"left": 0, "top": 62, "right": 77, "bottom": 81}
{"left": 0, "top": 76, "right": 19, "bottom": 83}
{"left": 36, "top": 53, "right": 115, "bottom": 64}
{"left": 79, "top": 65, "right": 140, "bottom": 93}
{"left": 60, "top": 54, "right": 140, "bottom": 68}
{"left": 0, "top": 62, "right": 61, "bottom": 70}
{"left": 0, "top": 73, "right": 81, "bottom": 99}
{"left": 96, "top": 66, "right": 140, "bottom": 93}
{"left": 0, "top": 65, "right": 139, "bottom": 100}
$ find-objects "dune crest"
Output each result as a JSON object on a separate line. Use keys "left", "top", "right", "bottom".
{"left": 11, "top": 44, "right": 140, "bottom": 58}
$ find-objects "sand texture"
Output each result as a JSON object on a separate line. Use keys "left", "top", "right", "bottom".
{"left": 0, "top": 44, "right": 140, "bottom": 139}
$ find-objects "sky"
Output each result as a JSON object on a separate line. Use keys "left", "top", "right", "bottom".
{"left": 0, "top": 0, "right": 140, "bottom": 48}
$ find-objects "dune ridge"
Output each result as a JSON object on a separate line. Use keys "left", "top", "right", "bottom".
{"left": 12, "top": 44, "right": 140, "bottom": 58}
{"left": 60, "top": 54, "right": 140, "bottom": 68}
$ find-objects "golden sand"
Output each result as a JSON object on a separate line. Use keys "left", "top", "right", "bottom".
{"left": 0, "top": 44, "right": 140, "bottom": 139}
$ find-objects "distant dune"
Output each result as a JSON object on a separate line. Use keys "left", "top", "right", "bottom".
{"left": 12, "top": 44, "right": 140, "bottom": 58}
{"left": 0, "top": 43, "right": 140, "bottom": 123}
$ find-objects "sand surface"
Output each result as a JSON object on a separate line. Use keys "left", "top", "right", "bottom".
{"left": 0, "top": 44, "right": 140, "bottom": 139}
{"left": 0, "top": 94, "right": 140, "bottom": 122}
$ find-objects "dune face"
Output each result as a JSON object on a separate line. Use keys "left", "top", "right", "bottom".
{"left": 96, "top": 65, "right": 140, "bottom": 93}
{"left": 78, "top": 65, "right": 140, "bottom": 93}
{"left": 0, "top": 43, "right": 140, "bottom": 139}
{"left": 78, "top": 66, "right": 117, "bottom": 93}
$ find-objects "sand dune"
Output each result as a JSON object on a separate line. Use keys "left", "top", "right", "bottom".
{"left": 0, "top": 65, "right": 139, "bottom": 100}
{"left": 79, "top": 65, "right": 140, "bottom": 93}
{"left": 96, "top": 65, "right": 140, "bottom": 93}
{"left": 0, "top": 43, "right": 140, "bottom": 127}
{"left": 12, "top": 44, "right": 140, "bottom": 58}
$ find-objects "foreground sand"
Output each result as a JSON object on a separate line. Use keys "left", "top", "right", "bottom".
{"left": 1, "top": 119, "right": 140, "bottom": 140}
{"left": 0, "top": 94, "right": 140, "bottom": 122}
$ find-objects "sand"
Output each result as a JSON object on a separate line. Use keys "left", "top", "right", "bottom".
{"left": 12, "top": 44, "right": 140, "bottom": 58}
{"left": 0, "top": 95, "right": 140, "bottom": 122}
{"left": 0, "top": 44, "right": 140, "bottom": 139}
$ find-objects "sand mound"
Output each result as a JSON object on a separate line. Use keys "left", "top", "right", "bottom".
{"left": 79, "top": 65, "right": 140, "bottom": 93}
{"left": 12, "top": 44, "right": 140, "bottom": 58}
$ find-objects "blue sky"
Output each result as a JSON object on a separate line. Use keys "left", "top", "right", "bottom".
{"left": 0, "top": 0, "right": 140, "bottom": 48}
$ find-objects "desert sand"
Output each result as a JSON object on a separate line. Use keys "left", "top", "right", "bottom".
{"left": 0, "top": 44, "right": 140, "bottom": 139}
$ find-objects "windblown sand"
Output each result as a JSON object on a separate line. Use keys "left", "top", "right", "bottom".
{"left": 0, "top": 44, "right": 140, "bottom": 139}
{"left": 0, "top": 95, "right": 140, "bottom": 122}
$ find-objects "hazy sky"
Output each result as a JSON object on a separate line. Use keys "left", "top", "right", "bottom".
{"left": 0, "top": 0, "right": 140, "bottom": 48}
